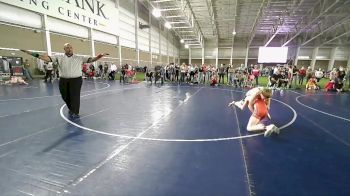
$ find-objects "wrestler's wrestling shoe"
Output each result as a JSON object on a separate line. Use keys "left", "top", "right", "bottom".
{"left": 272, "top": 125, "right": 280, "bottom": 134}
{"left": 228, "top": 100, "right": 244, "bottom": 110}
{"left": 234, "top": 100, "right": 244, "bottom": 110}
{"left": 228, "top": 101, "right": 235, "bottom": 107}
{"left": 264, "top": 124, "right": 279, "bottom": 137}
{"left": 264, "top": 125, "right": 274, "bottom": 137}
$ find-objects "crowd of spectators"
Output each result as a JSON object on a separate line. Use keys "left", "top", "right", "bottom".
{"left": 3, "top": 58, "right": 350, "bottom": 92}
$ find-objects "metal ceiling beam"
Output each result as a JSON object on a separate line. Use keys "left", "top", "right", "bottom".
{"left": 205, "top": 0, "right": 218, "bottom": 39}
{"left": 165, "top": 15, "right": 184, "bottom": 18}
{"left": 230, "top": 0, "right": 238, "bottom": 65}
{"left": 182, "top": 0, "right": 205, "bottom": 47}
{"left": 186, "top": 43, "right": 201, "bottom": 46}
{"left": 232, "top": 0, "right": 238, "bottom": 42}
{"left": 147, "top": 0, "right": 203, "bottom": 47}
{"left": 319, "top": 30, "right": 350, "bottom": 46}
{"left": 195, "top": 18, "right": 236, "bottom": 22}
{"left": 185, "top": 0, "right": 215, "bottom": 41}
{"left": 169, "top": 21, "right": 189, "bottom": 24}
{"left": 182, "top": 1, "right": 202, "bottom": 35}
{"left": 301, "top": 16, "right": 350, "bottom": 46}
{"left": 325, "top": 39, "right": 350, "bottom": 46}
{"left": 152, "top": 0, "right": 173, "bottom": 3}
{"left": 264, "top": 0, "right": 305, "bottom": 47}
{"left": 247, "top": 0, "right": 270, "bottom": 47}
{"left": 159, "top": 7, "right": 182, "bottom": 11}
{"left": 172, "top": 26, "right": 193, "bottom": 29}
{"left": 146, "top": 0, "right": 185, "bottom": 46}
{"left": 281, "top": 0, "right": 340, "bottom": 47}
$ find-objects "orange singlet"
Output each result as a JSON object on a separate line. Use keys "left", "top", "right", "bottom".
{"left": 253, "top": 98, "right": 268, "bottom": 120}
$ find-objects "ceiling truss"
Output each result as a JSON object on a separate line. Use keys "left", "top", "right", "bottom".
{"left": 141, "top": 0, "right": 350, "bottom": 48}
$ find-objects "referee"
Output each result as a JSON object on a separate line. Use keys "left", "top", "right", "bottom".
{"left": 21, "top": 43, "right": 109, "bottom": 118}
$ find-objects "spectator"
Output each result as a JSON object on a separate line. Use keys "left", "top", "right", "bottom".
{"left": 43, "top": 61, "right": 53, "bottom": 83}
{"left": 329, "top": 68, "right": 337, "bottom": 81}
{"left": 98, "top": 63, "right": 103, "bottom": 77}
{"left": 109, "top": 63, "right": 117, "bottom": 80}
{"left": 228, "top": 65, "right": 235, "bottom": 86}
{"left": 5, "top": 76, "right": 28, "bottom": 85}
{"left": 210, "top": 74, "right": 218, "bottom": 86}
{"left": 334, "top": 71, "right": 344, "bottom": 92}
{"left": 120, "top": 64, "right": 128, "bottom": 83}
{"left": 306, "top": 66, "right": 313, "bottom": 82}
{"left": 306, "top": 76, "right": 319, "bottom": 90}
{"left": 252, "top": 65, "right": 260, "bottom": 86}
{"left": 103, "top": 63, "right": 108, "bottom": 80}
{"left": 315, "top": 68, "right": 324, "bottom": 82}
{"left": 324, "top": 80, "right": 335, "bottom": 92}
{"left": 22, "top": 59, "right": 33, "bottom": 80}
{"left": 345, "top": 67, "right": 350, "bottom": 88}
{"left": 290, "top": 65, "right": 298, "bottom": 88}
{"left": 218, "top": 64, "right": 225, "bottom": 84}
{"left": 298, "top": 66, "right": 306, "bottom": 85}
{"left": 338, "top": 66, "right": 346, "bottom": 81}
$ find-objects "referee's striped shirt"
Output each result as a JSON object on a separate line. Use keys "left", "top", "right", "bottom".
{"left": 50, "top": 54, "right": 90, "bottom": 78}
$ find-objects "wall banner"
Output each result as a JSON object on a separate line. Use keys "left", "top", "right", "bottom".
{"left": 0, "top": 0, "right": 119, "bottom": 36}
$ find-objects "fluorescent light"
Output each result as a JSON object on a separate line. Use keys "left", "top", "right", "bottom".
{"left": 185, "top": 44, "right": 189, "bottom": 48}
{"left": 232, "top": 31, "right": 236, "bottom": 35}
{"left": 180, "top": 39, "right": 184, "bottom": 43}
{"left": 164, "top": 21, "right": 171, "bottom": 29}
{"left": 298, "top": 56, "right": 310, "bottom": 59}
{"left": 165, "top": 15, "right": 183, "bottom": 18}
{"left": 153, "top": 0, "right": 173, "bottom": 3}
{"left": 152, "top": 8, "right": 161, "bottom": 18}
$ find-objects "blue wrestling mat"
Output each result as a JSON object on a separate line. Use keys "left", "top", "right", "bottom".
{"left": 0, "top": 80, "right": 349, "bottom": 195}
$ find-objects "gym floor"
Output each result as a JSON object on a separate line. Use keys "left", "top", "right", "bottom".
{"left": 0, "top": 80, "right": 349, "bottom": 196}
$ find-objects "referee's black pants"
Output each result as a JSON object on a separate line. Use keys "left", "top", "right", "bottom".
{"left": 59, "top": 77, "right": 82, "bottom": 115}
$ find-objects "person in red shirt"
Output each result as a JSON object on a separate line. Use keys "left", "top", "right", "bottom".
{"left": 324, "top": 80, "right": 335, "bottom": 92}
{"left": 210, "top": 74, "right": 218, "bottom": 86}
{"left": 298, "top": 66, "right": 306, "bottom": 85}
{"left": 252, "top": 65, "right": 260, "bottom": 86}
{"left": 82, "top": 63, "right": 88, "bottom": 78}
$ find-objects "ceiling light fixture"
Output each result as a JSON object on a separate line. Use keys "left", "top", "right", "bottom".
{"left": 185, "top": 44, "right": 189, "bottom": 48}
{"left": 164, "top": 21, "right": 171, "bottom": 29}
{"left": 180, "top": 39, "right": 184, "bottom": 43}
{"left": 152, "top": 8, "right": 161, "bottom": 18}
{"left": 232, "top": 31, "right": 236, "bottom": 35}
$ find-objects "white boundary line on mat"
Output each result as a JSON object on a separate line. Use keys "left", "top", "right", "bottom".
{"left": 296, "top": 94, "right": 350, "bottom": 122}
{"left": 0, "top": 81, "right": 110, "bottom": 102}
{"left": 61, "top": 87, "right": 297, "bottom": 142}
